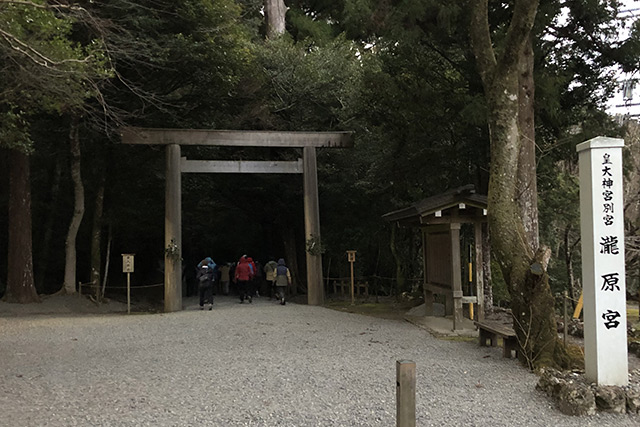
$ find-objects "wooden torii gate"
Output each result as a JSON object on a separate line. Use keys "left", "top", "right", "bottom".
{"left": 120, "top": 127, "right": 353, "bottom": 312}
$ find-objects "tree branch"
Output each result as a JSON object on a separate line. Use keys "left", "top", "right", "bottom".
{"left": 469, "top": 0, "right": 496, "bottom": 88}
{"left": 0, "top": 0, "right": 88, "bottom": 15}
{"left": 499, "top": 0, "right": 540, "bottom": 75}
{"left": 0, "top": 28, "right": 93, "bottom": 68}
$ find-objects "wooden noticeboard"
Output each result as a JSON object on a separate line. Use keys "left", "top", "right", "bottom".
{"left": 122, "top": 254, "right": 135, "bottom": 273}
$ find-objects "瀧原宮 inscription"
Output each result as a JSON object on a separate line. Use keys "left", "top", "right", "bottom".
{"left": 577, "top": 136, "right": 628, "bottom": 386}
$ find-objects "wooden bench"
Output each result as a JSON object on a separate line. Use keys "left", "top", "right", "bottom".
{"left": 474, "top": 321, "right": 518, "bottom": 358}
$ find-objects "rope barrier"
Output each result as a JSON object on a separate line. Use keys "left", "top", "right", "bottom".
{"left": 104, "top": 283, "right": 164, "bottom": 290}
{"left": 79, "top": 282, "right": 163, "bottom": 291}
{"left": 326, "top": 276, "right": 423, "bottom": 282}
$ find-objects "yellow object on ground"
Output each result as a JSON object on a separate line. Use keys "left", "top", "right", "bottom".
{"left": 573, "top": 293, "right": 583, "bottom": 319}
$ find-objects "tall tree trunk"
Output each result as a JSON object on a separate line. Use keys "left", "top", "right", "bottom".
{"left": 623, "top": 122, "right": 640, "bottom": 288}
{"left": 390, "top": 226, "right": 407, "bottom": 296}
{"left": 101, "top": 224, "right": 112, "bottom": 300}
{"left": 470, "top": 0, "right": 568, "bottom": 369}
{"left": 90, "top": 178, "right": 105, "bottom": 302}
{"left": 517, "top": 36, "right": 539, "bottom": 250}
{"left": 36, "top": 150, "right": 63, "bottom": 293}
{"left": 5, "top": 149, "right": 39, "bottom": 303}
{"left": 63, "top": 116, "right": 85, "bottom": 294}
{"left": 623, "top": 121, "right": 640, "bottom": 229}
{"left": 264, "top": 0, "right": 287, "bottom": 39}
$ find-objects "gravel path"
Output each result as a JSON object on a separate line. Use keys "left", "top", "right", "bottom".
{"left": 1, "top": 295, "right": 638, "bottom": 426}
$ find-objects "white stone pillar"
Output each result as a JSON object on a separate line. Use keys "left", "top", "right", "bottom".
{"left": 577, "top": 136, "right": 628, "bottom": 386}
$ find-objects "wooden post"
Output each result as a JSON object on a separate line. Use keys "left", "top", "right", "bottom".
{"left": 563, "top": 291, "right": 568, "bottom": 346}
{"left": 468, "top": 244, "right": 474, "bottom": 320}
{"left": 122, "top": 254, "right": 135, "bottom": 314}
{"left": 474, "top": 222, "right": 485, "bottom": 321}
{"left": 165, "top": 144, "right": 182, "bottom": 312}
{"left": 347, "top": 250, "right": 356, "bottom": 305}
{"left": 303, "top": 146, "right": 323, "bottom": 306}
{"left": 450, "top": 223, "right": 463, "bottom": 330}
{"left": 350, "top": 261, "right": 355, "bottom": 304}
{"left": 396, "top": 360, "right": 416, "bottom": 427}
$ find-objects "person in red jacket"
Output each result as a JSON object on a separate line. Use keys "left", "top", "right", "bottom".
{"left": 246, "top": 256, "right": 258, "bottom": 297}
{"left": 234, "top": 256, "right": 253, "bottom": 303}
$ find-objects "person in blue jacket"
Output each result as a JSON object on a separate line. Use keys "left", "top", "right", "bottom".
{"left": 273, "top": 258, "right": 291, "bottom": 305}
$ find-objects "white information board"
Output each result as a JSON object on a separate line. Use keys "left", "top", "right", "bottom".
{"left": 577, "top": 136, "right": 628, "bottom": 386}
{"left": 122, "top": 254, "right": 135, "bottom": 273}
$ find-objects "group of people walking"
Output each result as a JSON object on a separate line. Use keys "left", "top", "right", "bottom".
{"left": 195, "top": 255, "right": 291, "bottom": 309}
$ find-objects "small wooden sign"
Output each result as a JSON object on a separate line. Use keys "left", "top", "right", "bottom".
{"left": 122, "top": 254, "right": 135, "bottom": 273}
{"left": 347, "top": 250, "right": 356, "bottom": 263}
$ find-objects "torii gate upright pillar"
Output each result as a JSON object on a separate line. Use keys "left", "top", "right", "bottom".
{"left": 304, "top": 147, "right": 323, "bottom": 305}
{"left": 165, "top": 144, "right": 182, "bottom": 312}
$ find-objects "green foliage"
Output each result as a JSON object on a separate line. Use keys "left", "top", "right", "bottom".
{"left": 305, "top": 234, "right": 326, "bottom": 256}
{"left": 245, "top": 34, "right": 363, "bottom": 130}
{"left": 0, "top": 107, "right": 32, "bottom": 153}
{"left": 538, "top": 165, "right": 581, "bottom": 295}
{"left": 287, "top": 7, "right": 338, "bottom": 43}
{"left": 539, "top": 165, "right": 580, "bottom": 245}
{"left": 164, "top": 238, "right": 182, "bottom": 261}
{"left": 351, "top": 40, "right": 489, "bottom": 206}
{"left": 91, "top": 0, "right": 255, "bottom": 129}
{"left": 0, "top": 0, "right": 110, "bottom": 151}
{"left": 617, "top": 17, "right": 640, "bottom": 73}
{"left": 251, "top": 1, "right": 492, "bottom": 281}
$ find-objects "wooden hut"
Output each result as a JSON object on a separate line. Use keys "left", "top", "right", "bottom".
{"left": 382, "top": 185, "right": 488, "bottom": 330}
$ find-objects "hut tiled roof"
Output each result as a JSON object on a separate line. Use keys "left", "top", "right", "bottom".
{"left": 381, "top": 184, "right": 487, "bottom": 225}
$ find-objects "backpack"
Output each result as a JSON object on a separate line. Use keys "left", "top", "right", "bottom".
{"left": 276, "top": 264, "right": 288, "bottom": 276}
{"left": 198, "top": 265, "right": 213, "bottom": 287}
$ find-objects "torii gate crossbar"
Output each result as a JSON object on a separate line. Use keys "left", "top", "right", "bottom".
{"left": 120, "top": 127, "right": 353, "bottom": 312}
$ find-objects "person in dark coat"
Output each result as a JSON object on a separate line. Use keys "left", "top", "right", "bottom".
{"left": 196, "top": 257, "right": 216, "bottom": 310}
